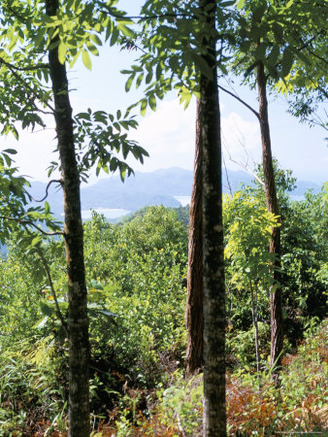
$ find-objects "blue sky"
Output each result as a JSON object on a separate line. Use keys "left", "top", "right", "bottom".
{"left": 5, "top": 1, "right": 327, "bottom": 186}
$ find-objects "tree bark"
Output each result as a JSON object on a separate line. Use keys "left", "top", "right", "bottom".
{"left": 257, "top": 62, "right": 283, "bottom": 371}
{"left": 249, "top": 279, "right": 260, "bottom": 376}
{"left": 199, "top": 1, "right": 226, "bottom": 435}
{"left": 46, "top": 1, "right": 90, "bottom": 435}
{"left": 186, "top": 99, "right": 203, "bottom": 375}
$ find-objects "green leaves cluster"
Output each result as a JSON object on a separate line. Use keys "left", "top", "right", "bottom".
{"left": 122, "top": 0, "right": 235, "bottom": 114}
{"left": 83, "top": 207, "right": 188, "bottom": 384}
{"left": 224, "top": 189, "right": 280, "bottom": 290}
{"left": 70, "top": 108, "right": 148, "bottom": 182}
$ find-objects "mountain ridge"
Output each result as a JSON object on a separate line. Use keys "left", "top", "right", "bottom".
{"left": 26, "top": 167, "right": 322, "bottom": 219}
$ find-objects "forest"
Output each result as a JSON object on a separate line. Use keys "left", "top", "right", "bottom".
{"left": 0, "top": 0, "right": 327, "bottom": 436}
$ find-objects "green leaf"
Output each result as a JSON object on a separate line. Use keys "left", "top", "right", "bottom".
{"left": 31, "top": 236, "right": 42, "bottom": 246}
{"left": 90, "top": 33, "right": 102, "bottom": 46}
{"left": 125, "top": 74, "right": 134, "bottom": 92}
{"left": 69, "top": 50, "right": 81, "bottom": 68}
{"left": 281, "top": 47, "right": 294, "bottom": 78}
{"left": 118, "top": 24, "right": 134, "bottom": 39}
{"left": 33, "top": 316, "right": 49, "bottom": 329}
{"left": 58, "top": 41, "right": 66, "bottom": 64}
{"left": 40, "top": 302, "right": 54, "bottom": 316}
{"left": 267, "top": 45, "right": 280, "bottom": 67}
{"left": 145, "top": 71, "right": 153, "bottom": 84}
{"left": 2, "top": 148, "right": 17, "bottom": 155}
{"left": 140, "top": 99, "right": 147, "bottom": 116}
{"left": 254, "top": 42, "right": 267, "bottom": 61}
{"left": 82, "top": 49, "right": 92, "bottom": 70}
{"left": 110, "top": 27, "right": 119, "bottom": 46}
{"left": 44, "top": 201, "right": 50, "bottom": 214}
{"left": 148, "top": 94, "right": 157, "bottom": 111}
{"left": 236, "top": 0, "right": 246, "bottom": 9}
{"left": 120, "top": 167, "right": 126, "bottom": 181}
{"left": 136, "top": 72, "right": 144, "bottom": 88}
{"left": 190, "top": 53, "right": 213, "bottom": 79}
{"left": 86, "top": 41, "right": 99, "bottom": 56}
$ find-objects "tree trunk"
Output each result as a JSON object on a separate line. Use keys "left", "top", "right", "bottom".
{"left": 257, "top": 62, "right": 283, "bottom": 371}
{"left": 249, "top": 279, "right": 260, "bottom": 376}
{"left": 46, "top": 1, "right": 90, "bottom": 436}
{"left": 199, "top": 1, "right": 226, "bottom": 435}
{"left": 186, "top": 99, "right": 203, "bottom": 375}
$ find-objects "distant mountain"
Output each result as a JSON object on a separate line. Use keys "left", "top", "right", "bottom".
{"left": 25, "top": 167, "right": 322, "bottom": 219}
{"left": 292, "top": 180, "right": 322, "bottom": 197}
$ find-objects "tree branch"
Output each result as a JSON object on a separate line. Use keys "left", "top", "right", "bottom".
{"left": 30, "top": 179, "right": 62, "bottom": 202}
{"left": 228, "top": 156, "right": 265, "bottom": 186}
{"left": 0, "top": 58, "right": 55, "bottom": 113}
{"left": 98, "top": 4, "right": 196, "bottom": 22}
{"left": 0, "top": 58, "right": 49, "bottom": 72}
{"left": 218, "top": 84, "right": 260, "bottom": 120}
{"left": 0, "top": 215, "right": 63, "bottom": 236}
{"left": 36, "top": 247, "right": 68, "bottom": 336}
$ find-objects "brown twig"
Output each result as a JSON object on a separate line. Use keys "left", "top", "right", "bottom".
{"left": 218, "top": 84, "right": 260, "bottom": 120}
{"left": 30, "top": 179, "right": 62, "bottom": 202}
{"left": 0, "top": 215, "right": 63, "bottom": 236}
{"left": 36, "top": 247, "right": 68, "bottom": 336}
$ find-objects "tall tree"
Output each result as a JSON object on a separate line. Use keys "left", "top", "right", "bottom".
{"left": 118, "top": 2, "right": 228, "bottom": 430}
{"left": 256, "top": 61, "right": 283, "bottom": 368}
{"left": 122, "top": 1, "right": 232, "bottom": 384}
{"left": 198, "top": 1, "right": 226, "bottom": 434}
{"left": 186, "top": 99, "right": 203, "bottom": 374}
{"left": 45, "top": 0, "right": 90, "bottom": 435}
{"left": 229, "top": 0, "right": 327, "bottom": 369}
{"left": 0, "top": 2, "right": 148, "bottom": 435}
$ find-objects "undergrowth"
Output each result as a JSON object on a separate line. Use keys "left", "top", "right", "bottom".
{"left": 95, "top": 319, "right": 328, "bottom": 436}
{"left": 1, "top": 320, "right": 327, "bottom": 435}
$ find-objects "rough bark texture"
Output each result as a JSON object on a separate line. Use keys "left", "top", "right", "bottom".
{"left": 185, "top": 99, "right": 203, "bottom": 375}
{"left": 257, "top": 62, "right": 283, "bottom": 370}
{"left": 200, "top": 1, "right": 226, "bottom": 435}
{"left": 46, "top": 1, "right": 90, "bottom": 435}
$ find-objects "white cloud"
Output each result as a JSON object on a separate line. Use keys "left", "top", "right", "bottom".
{"left": 3, "top": 124, "right": 60, "bottom": 182}
{"left": 221, "top": 112, "right": 261, "bottom": 171}
{"left": 132, "top": 98, "right": 196, "bottom": 172}
{"left": 132, "top": 98, "right": 261, "bottom": 174}
{"left": 6, "top": 97, "right": 264, "bottom": 183}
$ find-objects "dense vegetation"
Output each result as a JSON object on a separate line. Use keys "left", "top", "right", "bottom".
{"left": 0, "top": 0, "right": 327, "bottom": 434}
{"left": 1, "top": 178, "right": 327, "bottom": 435}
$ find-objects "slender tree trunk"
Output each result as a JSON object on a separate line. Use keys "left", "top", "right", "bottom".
{"left": 46, "top": 1, "right": 90, "bottom": 435}
{"left": 249, "top": 280, "right": 260, "bottom": 375}
{"left": 186, "top": 99, "right": 203, "bottom": 375}
{"left": 257, "top": 62, "right": 283, "bottom": 371}
{"left": 199, "top": 1, "right": 226, "bottom": 435}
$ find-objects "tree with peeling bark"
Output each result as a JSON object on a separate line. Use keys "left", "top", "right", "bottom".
{"left": 185, "top": 99, "right": 203, "bottom": 375}
{"left": 122, "top": 2, "right": 228, "bottom": 431}
{"left": 120, "top": 0, "right": 229, "bottom": 430}
{"left": 122, "top": 1, "right": 233, "bottom": 384}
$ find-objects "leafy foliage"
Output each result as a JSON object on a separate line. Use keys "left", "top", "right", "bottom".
{"left": 110, "top": 320, "right": 328, "bottom": 436}
{"left": 1, "top": 184, "right": 328, "bottom": 434}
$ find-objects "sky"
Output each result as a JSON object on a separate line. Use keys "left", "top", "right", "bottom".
{"left": 2, "top": 3, "right": 327, "bottom": 187}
